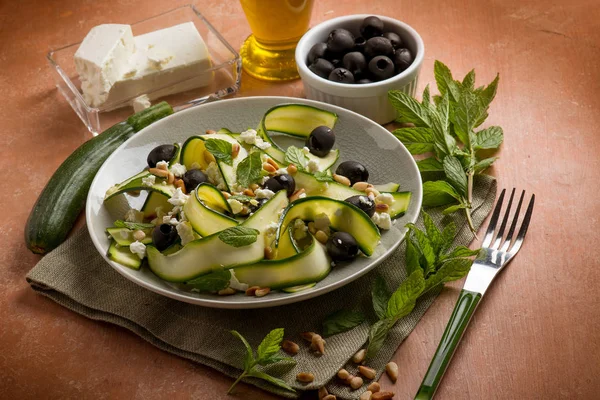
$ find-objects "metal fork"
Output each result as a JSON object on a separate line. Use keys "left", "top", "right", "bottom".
{"left": 414, "top": 188, "right": 535, "bottom": 400}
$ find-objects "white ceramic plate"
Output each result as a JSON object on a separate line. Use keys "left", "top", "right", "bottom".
{"left": 86, "top": 97, "right": 422, "bottom": 309}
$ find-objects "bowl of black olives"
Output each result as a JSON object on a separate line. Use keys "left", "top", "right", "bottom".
{"left": 295, "top": 15, "right": 424, "bottom": 124}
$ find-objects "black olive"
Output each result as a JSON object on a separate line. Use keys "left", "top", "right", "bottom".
{"left": 309, "top": 58, "right": 335, "bottom": 79}
{"left": 345, "top": 195, "right": 376, "bottom": 217}
{"left": 327, "top": 29, "right": 355, "bottom": 53}
{"left": 248, "top": 197, "right": 269, "bottom": 213}
{"left": 354, "top": 36, "right": 366, "bottom": 52}
{"left": 364, "top": 37, "right": 394, "bottom": 59}
{"left": 335, "top": 161, "right": 369, "bottom": 185}
{"left": 330, "top": 58, "right": 342, "bottom": 68}
{"left": 264, "top": 174, "right": 296, "bottom": 197}
{"left": 357, "top": 78, "right": 373, "bottom": 84}
{"left": 306, "top": 126, "right": 336, "bottom": 157}
{"left": 147, "top": 144, "right": 176, "bottom": 168}
{"left": 326, "top": 231, "right": 360, "bottom": 261}
{"left": 342, "top": 52, "right": 367, "bottom": 77}
{"left": 328, "top": 68, "right": 354, "bottom": 83}
{"left": 182, "top": 169, "right": 208, "bottom": 191}
{"left": 307, "top": 42, "right": 328, "bottom": 64}
{"left": 383, "top": 32, "right": 403, "bottom": 49}
{"left": 394, "top": 48, "right": 414, "bottom": 73}
{"left": 152, "top": 224, "right": 178, "bottom": 251}
{"left": 368, "top": 55, "right": 395, "bottom": 81}
{"left": 360, "top": 16, "right": 384, "bottom": 39}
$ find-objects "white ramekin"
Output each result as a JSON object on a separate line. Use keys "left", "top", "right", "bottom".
{"left": 296, "top": 14, "right": 424, "bottom": 125}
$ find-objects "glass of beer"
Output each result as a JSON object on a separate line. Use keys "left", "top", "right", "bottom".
{"left": 239, "top": 0, "right": 315, "bottom": 81}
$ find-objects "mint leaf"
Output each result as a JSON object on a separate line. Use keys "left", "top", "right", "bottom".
{"left": 434, "top": 60, "right": 456, "bottom": 99}
{"left": 284, "top": 146, "right": 308, "bottom": 170}
{"left": 406, "top": 225, "right": 436, "bottom": 274}
{"left": 386, "top": 269, "right": 425, "bottom": 320}
{"left": 371, "top": 276, "right": 391, "bottom": 320}
{"left": 246, "top": 369, "right": 295, "bottom": 393}
{"left": 443, "top": 203, "right": 468, "bottom": 215}
{"left": 422, "top": 211, "right": 443, "bottom": 254}
{"left": 430, "top": 92, "right": 457, "bottom": 158}
{"left": 205, "top": 138, "right": 233, "bottom": 165}
{"left": 443, "top": 156, "right": 468, "bottom": 197}
{"left": 422, "top": 181, "right": 461, "bottom": 207}
{"left": 462, "top": 69, "right": 476, "bottom": 91}
{"left": 186, "top": 269, "right": 231, "bottom": 292}
{"left": 365, "top": 318, "right": 394, "bottom": 360}
{"left": 230, "top": 330, "right": 255, "bottom": 371}
{"left": 405, "top": 238, "right": 422, "bottom": 276}
{"left": 314, "top": 170, "right": 334, "bottom": 182}
{"left": 218, "top": 226, "right": 260, "bottom": 247}
{"left": 440, "top": 222, "right": 457, "bottom": 253}
{"left": 113, "top": 220, "right": 155, "bottom": 230}
{"left": 422, "top": 85, "right": 431, "bottom": 106}
{"left": 236, "top": 151, "right": 262, "bottom": 187}
{"left": 473, "top": 157, "right": 498, "bottom": 173}
{"left": 256, "top": 328, "right": 284, "bottom": 364}
{"left": 453, "top": 89, "right": 483, "bottom": 146}
{"left": 442, "top": 246, "right": 480, "bottom": 260}
{"left": 393, "top": 127, "right": 435, "bottom": 155}
{"left": 424, "top": 258, "right": 473, "bottom": 293}
{"left": 417, "top": 157, "right": 444, "bottom": 172}
{"left": 388, "top": 91, "right": 432, "bottom": 127}
{"left": 322, "top": 310, "right": 365, "bottom": 337}
{"left": 229, "top": 194, "right": 253, "bottom": 202}
{"left": 473, "top": 126, "right": 503, "bottom": 150}
{"left": 258, "top": 355, "right": 295, "bottom": 365}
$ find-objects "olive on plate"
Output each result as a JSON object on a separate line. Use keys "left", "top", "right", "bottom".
{"left": 326, "top": 231, "right": 360, "bottom": 261}
{"left": 335, "top": 161, "right": 369, "bottom": 185}
{"left": 306, "top": 126, "right": 335, "bottom": 157}
{"left": 182, "top": 169, "right": 208, "bottom": 191}
{"left": 152, "top": 224, "right": 179, "bottom": 251}
{"left": 147, "top": 144, "right": 176, "bottom": 168}
{"left": 345, "top": 195, "right": 375, "bottom": 217}
{"left": 264, "top": 174, "right": 296, "bottom": 197}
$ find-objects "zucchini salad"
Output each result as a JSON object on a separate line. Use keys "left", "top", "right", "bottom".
{"left": 103, "top": 104, "right": 411, "bottom": 297}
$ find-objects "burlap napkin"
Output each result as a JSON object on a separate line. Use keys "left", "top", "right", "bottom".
{"left": 26, "top": 176, "right": 496, "bottom": 399}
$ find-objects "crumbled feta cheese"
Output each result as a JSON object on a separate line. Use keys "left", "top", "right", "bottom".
{"left": 176, "top": 221, "right": 195, "bottom": 246}
{"left": 239, "top": 128, "right": 271, "bottom": 149}
{"left": 129, "top": 241, "right": 146, "bottom": 259}
{"left": 124, "top": 209, "right": 144, "bottom": 223}
{"left": 206, "top": 161, "right": 226, "bottom": 190}
{"left": 156, "top": 160, "right": 169, "bottom": 170}
{"left": 276, "top": 168, "right": 288, "bottom": 175}
{"left": 179, "top": 210, "right": 187, "bottom": 222}
{"left": 255, "top": 139, "right": 271, "bottom": 150}
{"left": 229, "top": 270, "right": 249, "bottom": 291}
{"left": 169, "top": 163, "right": 187, "bottom": 178}
{"left": 119, "top": 230, "right": 130, "bottom": 239}
{"left": 307, "top": 159, "right": 319, "bottom": 173}
{"left": 359, "top": 195, "right": 371, "bottom": 206}
{"left": 314, "top": 213, "right": 331, "bottom": 230}
{"left": 265, "top": 221, "right": 279, "bottom": 236}
{"left": 375, "top": 193, "right": 394, "bottom": 206}
{"left": 371, "top": 212, "right": 392, "bottom": 230}
{"left": 142, "top": 174, "right": 156, "bottom": 187}
{"left": 168, "top": 187, "right": 189, "bottom": 206}
{"left": 249, "top": 199, "right": 259, "bottom": 207}
{"left": 293, "top": 219, "right": 308, "bottom": 240}
{"left": 228, "top": 198, "right": 244, "bottom": 214}
{"left": 261, "top": 175, "right": 271, "bottom": 184}
{"left": 302, "top": 146, "right": 310, "bottom": 155}
{"left": 255, "top": 188, "right": 275, "bottom": 199}
{"left": 162, "top": 216, "right": 179, "bottom": 225}
{"left": 299, "top": 192, "right": 307, "bottom": 199}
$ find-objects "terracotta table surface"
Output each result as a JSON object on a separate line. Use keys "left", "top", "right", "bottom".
{"left": 2, "top": 0, "right": 600, "bottom": 399}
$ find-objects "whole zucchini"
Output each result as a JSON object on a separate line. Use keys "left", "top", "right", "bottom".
{"left": 25, "top": 102, "right": 173, "bottom": 254}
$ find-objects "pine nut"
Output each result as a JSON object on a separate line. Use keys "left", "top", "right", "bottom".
{"left": 262, "top": 162, "right": 277, "bottom": 174}
{"left": 360, "top": 391, "right": 373, "bottom": 400}
{"left": 350, "top": 376, "right": 364, "bottom": 390}
{"left": 301, "top": 332, "right": 316, "bottom": 342}
{"left": 132, "top": 230, "right": 146, "bottom": 241}
{"left": 344, "top": 375, "right": 356, "bottom": 385}
{"left": 245, "top": 286, "right": 260, "bottom": 296}
{"left": 204, "top": 150, "right": 216, "bottom": 164}
{"left": 174, "top": 179, "right": 186, "bottom": 193}
{"left": 266, "top": 157, "right": 279, "bottom": 169}
{"left": 385, "top": 362, "right": 398, "bottom": 383}
{"left": 352, "top": 348, "right": 366, "bottom": 364}
{"left": 148, "top": 168, "right": 169, "bottom": 178}
{"left": 366, "top": 187, "right": 381, "bottom": 198}
{"left": 217, "top": 287, "right": 236, "bottom": 295}
{"left": 315, "top": 230, "right": 329, "bottom": 244}
{"left": 318, "top": 387, "right": 329, "bottom": 400}
{"left": 205, "top": 129, "right": 216, "bottom": 134}
{"left": 311, "top": 334, "right": 325, "bottom": 354}
{"left": 232, "top": 143, "right": 240, "bottom": 158}
{"left": 289, "top": 188, "right": 306, "bottom": 202}
{"left": 367, "top": 382, "right": 381, "bottom": 393}
{"left": 307, "top": 221, "right": 317, "bottom": 235}
{"left": 333, "top": 173, "right": 351, "bottom": 186}
{"left": 352, "top": 181, "right": 369, "bottom": 191}
{"left": 264, "top": 246, "right": 274, "bottom": 260}
{"left": 167, "top": 171, "right": 175, "bottom": 185}
{"left": 255, "top": 287, "right": 271, "bottom": 297}
{"left": 243, "top": 188, "right": 255, "bottom": 197}
{"left": 296, "top": 372, "right": 314, "bottom": 383}
{"left": 287, "top": 164, "right": 298, "bottom": 175}
{"left": 371, "top": 391, "right": 394, "bottom": 400}
{"left": 322, "top": 395, "right": 336, "bottom": 400}
{"left": 240, "top": 206, "right": 250, "bottom": 216}
{"left": 282, "top": 340, "right": 299, "bottom": 355}
{"left": 375, "top": 203, "right": 389, "bottom": 212}
{"left": 337, "top": 369, "right": 351, "bottom": 380}
{"left": 358, "top": 366, "right": 376, "bottom": 380}
{"left": 221, "top": 191, "right": 231, "bottom": 199}
{"left": 249, "top": 183, "right": 259, "bottom": 191}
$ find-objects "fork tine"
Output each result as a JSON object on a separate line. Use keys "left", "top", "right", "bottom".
{"left": 500, "top": 190, "right": 525, "bottom": 252}
{"left": 492, "top": 188, "right": 515, "bottom": 249}
{"left": 508, "top": 193, "right": 535, "bottom": 255}
{"left": 482, "top": 189, "right": 506, "bottom": 248}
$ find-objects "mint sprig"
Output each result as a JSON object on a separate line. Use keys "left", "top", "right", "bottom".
{"left": 284, "top": 146, "right": 308, "bottom": 170}
{"left": 236, "top": 151, "right": 263, "bottom": 187}
{"left": 113, "top": 220, "right": 155, "bottom": 230}
{"left": 218, "top": 226, "right": 260, "bottom": 247}
{"left": 322, "top": 309, "right": 365, "bottom": 337}
{"left": 205, "top": 138, "right": 233, "bottom": 165}
{"left": 313, "top": 170, "right": 334, "bottom": 182}
{"left": 186, "top": 269, "right": 231, "bottom": 292}
{"left": 389, "top": 60, "right": 503, "bottom": 234}
{"left": 228, "top": 329, "right": 296, "bottom": 394}
{"left": 364, "top": 210, "right": 480, "bottom": 360}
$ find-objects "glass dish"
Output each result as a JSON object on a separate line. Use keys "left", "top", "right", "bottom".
{"left": 47, "top": 4, "right": 241, "bottom": 135}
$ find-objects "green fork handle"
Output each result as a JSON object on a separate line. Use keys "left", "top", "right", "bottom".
{"left": 414, "top": 289, "right": 482, "bottom": 400}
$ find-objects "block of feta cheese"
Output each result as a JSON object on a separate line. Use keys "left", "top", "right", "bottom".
{"left": 74, "top": 24, "right": 135, "bottom": 107}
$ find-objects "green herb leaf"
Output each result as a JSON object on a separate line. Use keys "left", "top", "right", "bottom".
{"left": 236, "top": 151, "right": 263, "bottom": 187}
{"left": 365, "top": 318, "right": 394, "bottom": 360}
{"left": 443, "top": 204, "right": 468, "bottom": 215}
{"left": 372, "top": 276, "right": 391, "bottom": 320}
{"left": 205, "top": 138, "right": 233, "bottom": 165}
{"left": 258, "top": 355, "right": 296, "bottom": 365}
{"left": 473, "top": 126, "right": 504, "bottom": 150}
{"left": 434, "top": 60, "right": 458, "bottom": 100}
{"left": 424, "top": 258, "right": 473, "bottom": 293}
{"left": 442, "top": 246, "right": 480, "bottom": 260}
{"left": 407, "top": 224, "right": 436, "bottom": 274}
{"left": 230, "top": 330, "right": 255, "bottom": 371}
{"left": 422, "top": 181, "right": 461, "bottom": 207}
{"left": 393, "top": 127, "right": 435, "bottom": 155}
{"left": 422, "top": 85, "right": 431, "bottom": 106}
{"left": 422, "top": 212, "right": 443, "bottom": 255}
{"left": 313, "top": 170, "right": 334, "bottom": 182}
{"left": 113, "top": 220, "right": 155, "bottom": 230}
{"left": 440, "top": 222, "right": 457, "bottom": 253}
{"left": 246, "top": 369, "right": 296, "bottom": 393}
{"left": 473, "top": 157, "right": 498, "bottom": 173}
{"left": 218, "top": 226, "right": 260, "bottom": 247}
{"left": 405, "top": 238, "right": 422, "bottom": 276}
{"left": 322, "top": 310, "right": 365, "bottom": 337}
{"left": 475, "top": 74, "right": 499, "bottom": 127}
{"left": 417, "top": 157, "right": 444, "bottom": 172}
{"left": 443, "top": 156, "right": 468, "bottom": 197}
{"left": 229, "top": 194, "right": 254, "bottom": 202}
{"left": 256, "top": 328, "right": 284, "bottom": 364}
{"left": 386, "top": 269, "right": 425, "bottom": 319}
{"left": 388, "top": 91, "right": 432, "bottom": 127}
{"left": 462, "top": 69, "right": 476, "bottom": 91}
{"left": 430, "top": 92, "right": 457, "bottom": 158}
{"left": 186, "top": 269, "right": 231, "bottom": 292}
{"left": 284, "top": 146, "right": 308, "bottom": 170}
